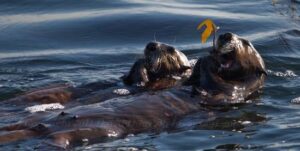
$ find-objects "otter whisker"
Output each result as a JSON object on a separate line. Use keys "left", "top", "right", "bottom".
{"left": 173, "top": 36, "right": 177, "bottom": 45}
{"left": 213, "top": 27, "right": 219, "bottom": 50}
{"left": 156, "top": 57, "right": 162, "bottom": 73}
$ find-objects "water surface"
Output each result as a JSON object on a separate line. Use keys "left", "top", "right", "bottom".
{"left": 0, "top": 0, "right": 300, "bottom": 150}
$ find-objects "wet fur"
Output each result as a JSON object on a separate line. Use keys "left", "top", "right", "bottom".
{"left": 0, "top": 34, "right": 267, "bottom": 149}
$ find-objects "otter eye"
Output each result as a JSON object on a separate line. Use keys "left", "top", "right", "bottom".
{"left": 147, "top": 42, "right": 157, "bottom": 51}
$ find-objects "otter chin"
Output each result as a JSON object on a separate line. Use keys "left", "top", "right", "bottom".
{"left": 122, "top": 41, "right": 191, "bottom": 89}
{"left": 186, "top": 32, "right": 267, "bottom": 102}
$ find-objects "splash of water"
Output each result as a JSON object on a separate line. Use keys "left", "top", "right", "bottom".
{"left": 230, "top": 86, "right": 246, "bottom": 103}
{"left": 25, "top": 103, "right": 64, "bottom": 113}
{"left": 267, "top": 69, "right": 298, "bottom": 77}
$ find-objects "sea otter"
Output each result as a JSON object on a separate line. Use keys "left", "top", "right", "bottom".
{"left": 0, "top": 33, "right": 266, "bottom": 149}
{"left": 1, "top": 42, "right": 191, "bottom": 107}
{"left": 122, "top": 41, "right": 191, "bottom": 89}
{"left": 185, "top": 32, "right": 266, "bottom": 102}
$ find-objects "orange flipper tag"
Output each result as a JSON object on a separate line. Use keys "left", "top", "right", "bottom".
{"left": 197, "top": 19, "right": 218, "bottom": 43}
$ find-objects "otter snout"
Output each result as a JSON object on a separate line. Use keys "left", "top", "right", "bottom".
{"left": 214, "top": 32, "right": 240, "bottom": 55}
{"left": 213, "top": 32, "right": 240, "bottom": 70}
{"left": 145, "top": 42, "right": 176, "bottom": 53}
{"left": 219, "top": 32, "right": 234, "bottom": 42}
{"left": 217, "top": 32, "right": 235, "bottom": 49}
{"left": 146, "top": 42, "right": 161, "bottom": 52}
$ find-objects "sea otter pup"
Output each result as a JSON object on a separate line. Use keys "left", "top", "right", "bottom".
{"left": 185, "top": 32, "right": 266, "bottom": 102}
{"left": 122, "top": 41, "right": 191, "bottom": 89}
{"left": 1, "top": 42, "right": 191, "bottom": 107}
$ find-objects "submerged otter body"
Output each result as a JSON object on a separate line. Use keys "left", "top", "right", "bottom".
{"left": 0, "top": 33, "right": 266, "bottom": 149}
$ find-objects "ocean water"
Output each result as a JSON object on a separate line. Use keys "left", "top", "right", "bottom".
{"left": 0, "top": 0, "right": 299, "bottom": 150}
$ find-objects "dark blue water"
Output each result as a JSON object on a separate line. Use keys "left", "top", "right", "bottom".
{"left": 0, "top": 0, "right": 299, "bottom": 150}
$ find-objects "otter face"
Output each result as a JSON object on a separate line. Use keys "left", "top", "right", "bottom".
{"left": 213, "top": 32, "right": 242, "bottom": 72}
{"left": 212, "top": 32, "right": 265, "bottom": 75}
{"left": 187, "top": 32, "right": 266, "bottom": 102}
{"left": 144, "top": 41, "right": 186, "bottom": 74}
{"left": 123, "top": 42, "right": 190, "bottom": 87}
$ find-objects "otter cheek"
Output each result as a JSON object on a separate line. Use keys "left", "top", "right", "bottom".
{"left": 148, "top": 56, "right": 160, "bottom": 72}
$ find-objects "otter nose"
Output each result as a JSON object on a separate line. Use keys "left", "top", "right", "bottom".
{"left": 146, "top": 42, "right": 159, "bottom": 51}
{"left": 222, "top": 33, "right": 233, "bottom": 41}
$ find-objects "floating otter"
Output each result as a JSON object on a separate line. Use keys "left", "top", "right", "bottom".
{"left": 1, "top": 42, "right": 191, "bottom": 107}
{"left": 0, "top": 33, "right": 266, "bottom": 149}
{"left": 185, "top": 32, "right": 266, "bottom": 102}
{"left": 122, "top": 41, "right": 191, "bottom": 89}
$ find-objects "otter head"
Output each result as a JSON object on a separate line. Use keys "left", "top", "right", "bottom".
{"left": 211, "top": 32, "right": 266, "bottom": 79}
{"left": 144, "top": 41, "right": 190, "bottom": 77}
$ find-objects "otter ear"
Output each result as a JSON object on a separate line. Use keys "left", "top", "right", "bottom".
{"left": 263, "top": 70, "right": 268, "bottom": 76}
{"left": 258, "top": 69, "right": 268, "bottom": 76}
{"left": 241, "top": 38, "right": 267, "bottom": 76}
{"left": 240, "top": 38, "right": 251, "bottom": 47}
{"left": 181, "top": 65, "right": 191, "bottom": 71}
